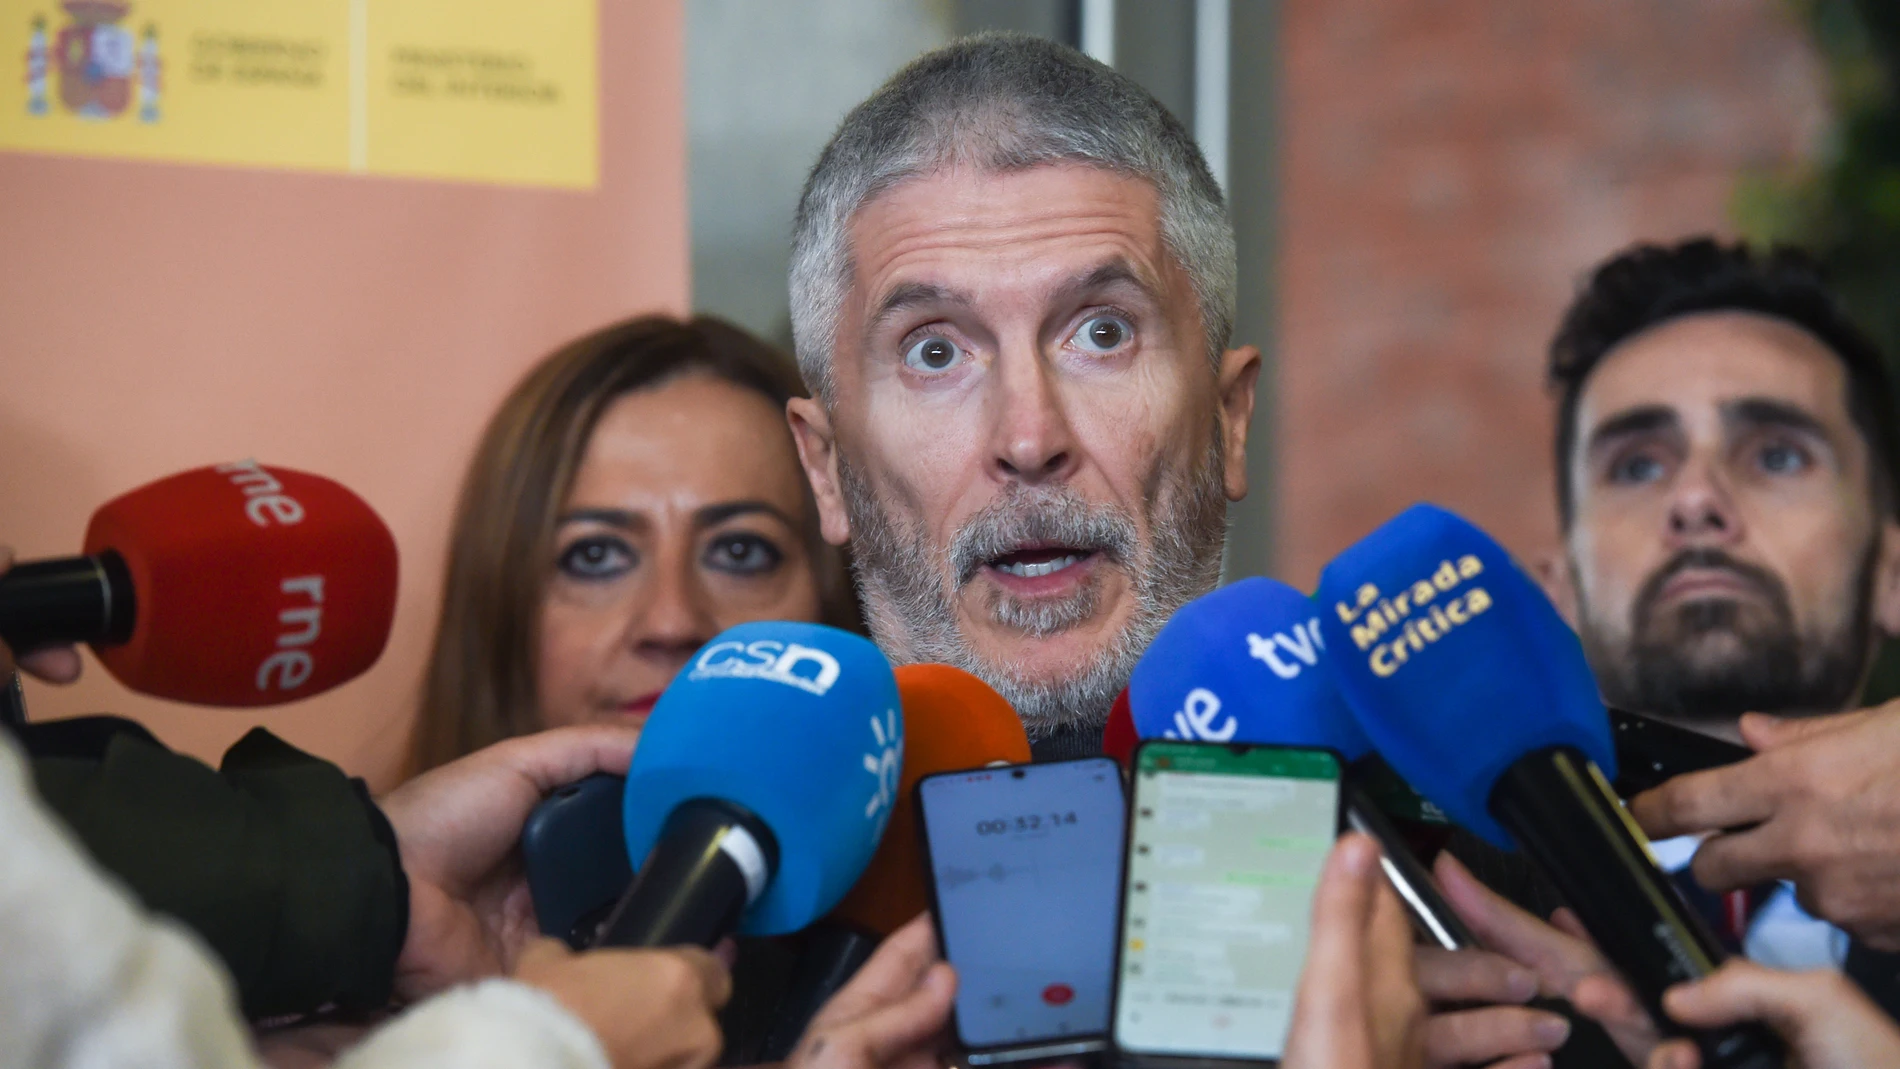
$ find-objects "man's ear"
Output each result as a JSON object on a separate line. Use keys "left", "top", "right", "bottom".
{"left": 1873, "top": 518, "right": 1900, "bottom": 638}
{"left": 1530, "top": 545, "right": 1582, "bottom": 628}
{"left": 1216, "top": 345, "right": 1263, "bottom": 503}
{"left": 786, "top": 397, "right": 852, "bottom": 546}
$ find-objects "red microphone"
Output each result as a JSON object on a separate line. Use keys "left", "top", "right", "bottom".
{"left": 1102, "top": 687, "right": 1136, "bottom": 770}
{"left": 0, "top": 460, "right": 399, "bottom": 706}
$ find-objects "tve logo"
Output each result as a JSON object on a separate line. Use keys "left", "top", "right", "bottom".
{"left": 862, "top": 706, "right": 902, "bottom": 821}
{"left": 689, "top": 639, "right": 842, "bottom": 695}
{"left": 1165, "top": 687, "right": 1237, "bottom": 742}
{"left": 1245, "top": 617, "right": 1325, "bottom": 679}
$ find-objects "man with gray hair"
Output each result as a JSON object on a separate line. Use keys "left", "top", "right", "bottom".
{"left": 785, "top": 32, "right": 1259, "bottom": 758}
{"left": 778, "top": 33, "right": 1617, "bottom": 1069}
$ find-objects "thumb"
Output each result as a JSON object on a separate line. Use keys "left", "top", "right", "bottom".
{"left": 1662, "top": 960, "right": 1823, "bottom": 1035}
{"left": 861, "top": 963, "right": 956, "bottom": 1064}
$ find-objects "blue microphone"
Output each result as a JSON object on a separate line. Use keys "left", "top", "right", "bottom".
{"left": 1131, "top": 576, "right": 1631, "bottom": 1069}
{"left": 1317, "top": 504, "right": 1779, "bottom": 1069}
{"left": 599, "top": 622, "right": 902, "bottom": 946}
{"left": 1129, "top": 576, "right": 1370, "bottom": 756}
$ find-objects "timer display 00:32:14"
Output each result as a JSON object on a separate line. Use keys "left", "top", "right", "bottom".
{"left": 974, "top": 811, "right": 1079, "bottom": 835}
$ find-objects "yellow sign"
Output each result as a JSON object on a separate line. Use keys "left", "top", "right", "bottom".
{"left": 0, "top": 0, "right": 597, "bottom": 188}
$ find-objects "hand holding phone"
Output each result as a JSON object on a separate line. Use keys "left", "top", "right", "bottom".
{"left": 916, "top": 757, "right": 1126, "bottom": 1065}
{"left": 1114, "top": 741, "right": 1343, "bottom": 1066}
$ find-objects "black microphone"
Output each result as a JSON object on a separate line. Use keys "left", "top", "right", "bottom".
{"left": 1319, "top": 505, "right": 1783, "bottom": 1069}
{"left": 597, "top": 798, "right": 780, "bottom": 947}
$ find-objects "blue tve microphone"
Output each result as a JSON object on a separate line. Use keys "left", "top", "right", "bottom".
{"left": 1129, "top": 576, "right": 1370, "bottom": 755}
{"left": 1317, "top": 505, "right": 1780, "bottom": 1069}
{"left": 598, "top": 621, "right": 903, "bottom": 946}
{"left": 1131, "top": 576, "right": 1630, "bottom": 1069}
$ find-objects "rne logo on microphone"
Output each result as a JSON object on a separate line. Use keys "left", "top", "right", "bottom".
{"left": 216, "top": 459, "right": 305, "bottom": 528}
{"left": 1165, "top": 687, "right": 1237, "bottom": 742}
{"left": 688, "top": 639, "right": 841, "bottom": 695}
{"left": 1245, "top": 617, "right": 1325, "bottom": 679}
{"left": 256, "top": 575, "right": 323, "bottom": 691}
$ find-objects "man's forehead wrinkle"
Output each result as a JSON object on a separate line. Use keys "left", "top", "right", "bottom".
{"left": 867, "top": 280, "right": 974, "bottom": 336}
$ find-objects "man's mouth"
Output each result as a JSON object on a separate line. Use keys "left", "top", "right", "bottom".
{"left": 984, "top": 545, "right": 1097, "bottom": 585}
{"left": 1658, "top": 568, "right": 1760, "bottom": 603}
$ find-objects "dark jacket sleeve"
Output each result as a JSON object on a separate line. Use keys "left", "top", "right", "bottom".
{"left": 19, "top": 715, "right": 408, "bottom": 1020}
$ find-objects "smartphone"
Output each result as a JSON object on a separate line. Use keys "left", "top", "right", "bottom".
{"left": 1112, "top": 741, "right": 1344, "bottom": 1067}
{"left": 1608, "top": 707, "right": 1753, "bottom": 797}
{"left": 520, "top": 772, "right": 634, "bottom": 948}
{"left": 916, "top": 757, "right": 1127, "bottom": 1065}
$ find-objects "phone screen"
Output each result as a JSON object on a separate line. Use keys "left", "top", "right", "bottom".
{"left": 918, "top": 758, "right": 1126, "bottom": 1057}
{"left": 1114, "top": 742, "right": 1342, "bottom": 1063}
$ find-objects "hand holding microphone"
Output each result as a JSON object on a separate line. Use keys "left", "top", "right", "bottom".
{"left": 760, "top": 664, "right": 1030, "bottom": 1059}
{"left": 514, "top": 937, "right": 734, "bottom": 1069}
{"left": 0, "top": 548, "right": 80, "bottom": 685}
{"left": 0, "top": 461, "right": 398, "bottom": 707}
{"left": 784, "top": 914, "right": 957, "bottom": 1069}
{"left": 1127, "top": 575, "right": 1630, "bottom": 1069}
{"left": 1642, "top": 959, "right": 1900, "bottom": 1069}
{"left": 1318, "top": 504, "right": 1783, "bottom": 1069}
{"left": 601, "top": 621, "right": 902, "bottom": 948}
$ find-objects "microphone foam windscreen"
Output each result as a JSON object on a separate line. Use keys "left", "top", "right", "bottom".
{"left": 1101, "top": 688, "right": 1136, "bottom": 769}
{"left": 621, "top": 621, "right": 902, "bottom": 936}
{"left": 1315, "top": 504, "right": 1614, "bottom": 848}
{"left": 82, "top": 461, "right": 398, "bottom": 707}
{"left": 1129, "top": 576, "right": 1371, "bottom": 759}
{"left": 831, "top": 663, "right": 1029, "bottom": 936}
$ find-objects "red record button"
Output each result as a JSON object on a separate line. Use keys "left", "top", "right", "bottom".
{"left": 1042, "top": 983, "right": 1075, "bottom": 1006}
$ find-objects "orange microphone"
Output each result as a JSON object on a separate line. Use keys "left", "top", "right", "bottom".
{"left": 759, "top": 662, "right": 1030, "bottom": 1059}
{"left": 832, "top": 662, "right": 1032, "bottom": 935}
{"left": 0, "top": 460, "right": 398, "bottom": 706}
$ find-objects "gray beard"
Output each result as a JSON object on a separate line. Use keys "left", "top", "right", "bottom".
{"left": 837, "top": 436, "right": 1228, "bottom": 743}
{"left": 1576, "top": 542, "right": 1877, "bottom": 724}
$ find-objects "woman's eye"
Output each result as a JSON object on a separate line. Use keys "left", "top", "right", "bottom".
{"left": 557, "top": 536, "right": 635, "bottom": 580}
{"left": 1609, "top": 452, "right": 1665, "bottom": 485}
{"left": 903, "top": 335, "right": 965, "bottom": 373}
{"left": 705, "top": 534, "right": 784, "bottom": 575}
{"left": 1758, "top": 441, "right": 1811, "bottom": 475}
{"left": 1070, "top": 314, "right": 1133, "bottom": 354}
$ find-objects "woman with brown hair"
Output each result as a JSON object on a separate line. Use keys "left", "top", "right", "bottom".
{"left": 408, "top": 314, "right": 857, "bottom": 773}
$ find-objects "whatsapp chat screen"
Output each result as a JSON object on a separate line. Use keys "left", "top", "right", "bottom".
{"left": 1116, "top": 744, "right": 1340, "bottom": 1061}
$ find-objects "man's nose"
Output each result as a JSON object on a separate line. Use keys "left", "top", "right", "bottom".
{"left": 988, "top": 345, "right": 1079, "bottom": 485}
{"left": 1665, "top": 457, "right": 1744, "bottom": 548}
{"left": 627, "top": 549, "right": 717, "bottom": 660}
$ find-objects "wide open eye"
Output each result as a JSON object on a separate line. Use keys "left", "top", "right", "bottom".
{"left": 904, "top": 335, "right": 965, "bottom": 373}
{"left": 1070, "top": 314, "right": 1134, "bottom": 354}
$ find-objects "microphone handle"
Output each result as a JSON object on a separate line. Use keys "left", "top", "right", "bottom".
{"left": 0, "top": 552, "right": 135, "bottom": 650}
{"left": 1345, "top": 785, "right": 1633, "bottom": 1069}
{"left": 1491, "top": 746, "right": 1783, "bottom": 1069}
{"left": 594, "top": 797, "right": 779, "bottom": 949}
{"left": 757, "top": 922, "right": 881, "bottom": 1060}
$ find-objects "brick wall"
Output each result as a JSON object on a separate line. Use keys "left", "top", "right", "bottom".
{"left": 1274, "top": 0, "right": 1828, "bottom": 587}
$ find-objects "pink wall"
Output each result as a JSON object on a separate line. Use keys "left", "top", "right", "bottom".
{"left": 1, "top": 0, "right": 687, "bottom": 790}
{"left": 1275, "top": 0, "right": 1825, "bottom": 588}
